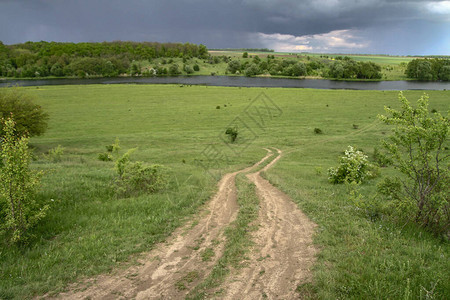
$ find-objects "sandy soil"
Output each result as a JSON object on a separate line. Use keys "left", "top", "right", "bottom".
{"left": 222, "top": 148, "right": 317, "bottom": 299}
{"left": 48, "top": 148, "right": 317, "bottom": 299}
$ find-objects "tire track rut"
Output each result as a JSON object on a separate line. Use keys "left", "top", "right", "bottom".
{"left": 223, "top": 148, "right": 318, "bottom": 299}
{"left": 53, "top": 150, "right": 274, "bottom": 300}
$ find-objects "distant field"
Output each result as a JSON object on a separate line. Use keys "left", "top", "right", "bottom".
{"left": 210, "top": 50, "right": 414, "bottom": 64}
{"left": 0, "top": 85, "right": 448, "bottom": 299}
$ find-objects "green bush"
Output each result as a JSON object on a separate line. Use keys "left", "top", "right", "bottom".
{"left": 314, "top": 128, "right": 323, "bottom": 134}
{"left": 184, "top": 65, "right": 194, "bottom": 74}
{"left": 45, "top": 145, "right": 64, "bottom": 162}
{"left": 244, "top": 63, "right": 261, "bottom": 76}
{"left": 378, "top": 93, "right": 449, "bottom": 235}
{"left": 0, "top": 87, "right": 49, "bottom": 138}
{"left": 114, "top": 149, "right": 168, "bottom": 197}
{"left": 169, "top": 64, "right": 180, "bottom": 75}
{"left": 0, "top": 117, "right": 48, "bottom": 244}
{"left": 328, "top": 146, "right": 377, "bottom": 184}
{"left": 225, "top": 126, "right": 238, "bottom": 143}
{"left": 227, "top": 60, "right": 241, "bottom": 74}
{"left": 98, "top": 152, "right": 112, "bottom": 162}
{"left": 193, "top": 64, "right": 200, "bottom": 71}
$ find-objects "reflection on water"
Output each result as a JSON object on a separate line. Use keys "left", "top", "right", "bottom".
{"left": 1, "top": 76, "right": 449, "bottom": 90}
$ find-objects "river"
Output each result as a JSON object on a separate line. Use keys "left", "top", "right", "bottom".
{"left": 1, "top": 76, "right": 449, "bottom": 90}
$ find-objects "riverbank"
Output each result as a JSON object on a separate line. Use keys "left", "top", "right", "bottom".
{"left": 1, "top": 75, "right": 449, "bottom": 90}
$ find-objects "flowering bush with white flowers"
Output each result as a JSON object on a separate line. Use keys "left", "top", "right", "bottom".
{"left": 328, "top": 146, "right": 377, "bottom": 184}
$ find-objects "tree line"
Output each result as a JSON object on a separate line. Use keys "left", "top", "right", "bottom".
{"left": 0, "top": 41, "right": 208, "bottom": 78}
{"left": 405, "top": 58, "right": 450, "bottom": 81}
{"left": 227, "top": 55, "right": 383, "bottom": 79}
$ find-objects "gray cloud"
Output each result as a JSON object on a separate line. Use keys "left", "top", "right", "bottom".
{"left": 0, "top": 0, "right": 449, "bottom": 54}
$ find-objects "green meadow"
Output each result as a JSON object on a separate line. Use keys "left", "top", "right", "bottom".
{"left": 0, "top": 84, "right": 449, "bottom": 299}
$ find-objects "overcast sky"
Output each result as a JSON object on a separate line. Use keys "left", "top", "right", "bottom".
{"left": 0, "top": 0, "right": 449, "bottom": 55}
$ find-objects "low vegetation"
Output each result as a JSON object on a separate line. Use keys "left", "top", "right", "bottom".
{"left": 0, "top": 85, "right": 448, "bottom": 298}
{"left": 5, "top": 41, "right": 449, "bottom": 81}
{"left": 0, "top": 118, "right": 48, "bottom": 244}
{"left": 377, "top": 93, "right": 449, "bottom": 235}
{"left": 327, "top": 145, "right": 378, "bottom": 184}
{"left": 0, "top": 87, "right": 48, "bottom": 138}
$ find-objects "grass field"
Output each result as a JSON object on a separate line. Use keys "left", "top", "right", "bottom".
{"left": 0, "top": 85, "right": 448, "bottom": 299}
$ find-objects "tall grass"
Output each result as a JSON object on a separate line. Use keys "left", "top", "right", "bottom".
{"left": 0, "top": 85, "right": 448, "bottom": 298}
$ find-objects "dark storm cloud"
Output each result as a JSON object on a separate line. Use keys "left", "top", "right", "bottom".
{"left": 0, "top": 0, "right": 449, "bottom": 54}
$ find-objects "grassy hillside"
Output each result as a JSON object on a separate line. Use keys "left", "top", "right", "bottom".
{"left": 0, "top": 85, "right": 448, "bottom": 298}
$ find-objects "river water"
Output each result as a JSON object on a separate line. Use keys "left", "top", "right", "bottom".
{"left": 1, "top": 76, "right": 450, "bottom": 90}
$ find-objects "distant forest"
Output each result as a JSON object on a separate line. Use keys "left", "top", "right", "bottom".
{"left": 0, "top": 41, "right": 208, "bottom": 78}
{"left": 210, "top": 48, "right": 275, "bottom": 52}
{"left": 0, "top": 41, "right": 449, "bottom": 81}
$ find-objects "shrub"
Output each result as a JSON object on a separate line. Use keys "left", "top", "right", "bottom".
{"left": 100, "top": 138, "right": 120, "bottom": 161}
{"left": 244, "top": 63, "right": 260, "bottom": 76}
{"left": 193, "top": 64, "right": 200, "bottom": 71}
{"left": 45, "top": 145, "right": 64, "bottom": 162}
{"left": 225, "top": 126, "right": 238, "bottom": 143}
{"left": 184, "top": 65, "right": 194, "bottom": 74}
{"left": 168, "top": 64, "right": 181, "bottom": 75}
{"left": 227, "top": 60, "right": 241, "bottom": 74}
{"left": 98, "top": 152, "right": 112, "bottom": 162}
{"left": 0, "top": 87, "right": 49, "bottom": 138}
{"left": 314, "top": 128, "right": 323, "bottom": 134}
{"left": 328, "top": 146, "right": 377, "bottom": 184}
{"left": 378, "top": 92, "right": 449, "bottom": 235}
{"left": 0, "top": 117, "right": 48, "bottom": 244}
{"left": 114, "top": 149, "right": 168, "bottom": 197}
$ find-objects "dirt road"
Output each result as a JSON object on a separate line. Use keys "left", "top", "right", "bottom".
{"left": 52, "top": 148, "right": 317, "bottom": 299}
{"left": 223, "top": 149, "right": 317, "bottom": 299}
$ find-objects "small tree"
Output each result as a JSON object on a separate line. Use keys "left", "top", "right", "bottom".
{"left": 0, "top": 117, "right": 48, "bottom": 243}
{"left": 0, "top": 87, "right": 48, "bottom": 138}
{"left": 168, "top": 64, "right": 181, "bottom": 75}
{"left": 378, "top": 92, "right": 449, "bottom": 234}
{"left": 227, "top": 60, "right": 241, "bottom": 74}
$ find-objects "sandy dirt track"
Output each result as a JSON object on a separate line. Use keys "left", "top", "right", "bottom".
{"left": 223, "top": 148, "right": 317, "bottom": 299}
{"left": 49, "top": 148, "right": 317, "bottom": 299}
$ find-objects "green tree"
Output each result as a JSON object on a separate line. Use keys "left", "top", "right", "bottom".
{"left": 184, "top": 65, "right": 194, "bottom": 74}
{"left": 198, "top": 44, "right": 208, "bottom": 59}
{"left": 244, "top": 63, "right": 261, "bottom": 76}
{"left": 357, "top": 61, "right": 382, "bottom": 79}
{"left": 378, "top": 93, "right": 449, "bottom": 234}
{"left": 290, "top": 62, "right": 307, "bottom": 76}
{"left": 0, "top": 117, "right": 48, "bottom": 243}
{"left": 227, "top": 60, "right": 241, "bottom": 74}
{"left": 242, "top": 51, "right": 248, "bottom": 58}
{"left": 438, "top": 65, "right": 450, "bottom": 81}
{"left": 416, "top": 60, "right": 433, "bottom": 80}
{"left": 329, "top": 61, "right": 344, "bottom": 79}
{"left": 168, "top": 64, "right": 181, "bottom": 75}
{"left": 0, "top": 88, "right": 49, "bottom": 138}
